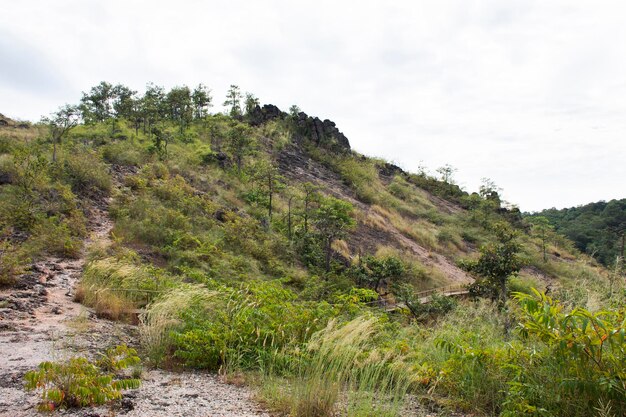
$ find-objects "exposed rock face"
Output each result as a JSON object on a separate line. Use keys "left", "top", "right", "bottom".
{"left": 247, "top": 104, "right": 351, "bottom": 153}
{"left": 293, "top": 112, "right": 351, "bottom": 153}
{"left": 247, "top": 104, "right": 286, "bottom": 126}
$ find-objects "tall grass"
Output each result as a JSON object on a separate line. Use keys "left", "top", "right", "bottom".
{"left": 263, "top": 317, "right": 412, "bottom": 417}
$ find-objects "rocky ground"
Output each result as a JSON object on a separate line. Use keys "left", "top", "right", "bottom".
{"left": 0, "top": 190, "right": 269, "bottom": 417}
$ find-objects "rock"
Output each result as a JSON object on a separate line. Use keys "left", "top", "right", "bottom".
{"left": 293, "top": 112, "right": 351, "bottom": 153}
{"left": 246, "top": 104, "right": 286, "bottom": 126}
{"left": 379, "top": 162, "right": 404, "bottom": 178}
{"left": 51, "top": 306, "right": 62, "bottom": 314}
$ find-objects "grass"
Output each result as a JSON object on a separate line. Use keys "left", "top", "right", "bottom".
{"left": 257, "top": 317, "right": 412, "bottom": 417}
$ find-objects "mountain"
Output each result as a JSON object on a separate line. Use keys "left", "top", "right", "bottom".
{"left": 0, "top": 82, "right": 623, "bottom": 417}
{"left": 528, "top": 199, "right": 626, "bottom": 268}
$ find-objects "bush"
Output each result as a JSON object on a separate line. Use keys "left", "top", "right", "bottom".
{"left": 24, "top": 345, "right": 140, "bottom": 411}
{"left": 140, "top": 281, "right": 335, "bottom": 370}
{"left": 60, "top": 151, "right": 111, "bottom": 194}
{"left": 0, "top": 239, "right": 24, "bottom": 286}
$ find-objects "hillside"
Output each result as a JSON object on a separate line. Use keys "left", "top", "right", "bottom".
{"left": 0, "top": 82, "right": 624, "bottom": 417}
{"left": 528, "top": 199, "right": 626, "bottom": 268}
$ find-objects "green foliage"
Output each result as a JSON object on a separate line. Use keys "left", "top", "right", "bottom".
{"left": 141, "top": 282, "right": 336, "bottom": 371}
{"left": 463, "top": 222, "right": 524, "bottom": 304}
{"left": 352, "top": 255, "right": 406, "bottom": 291}
{"left": 24, "top": 345, "right": 140, "bottom": 411}
{"left": 529, "top": 199, "right": 626, "bottom": 267}
{"left": 58, "top": 149, "right": 112, "bottom": 194}
{"left": 393, "top": 284, "right": 457, "bottom": 321}
{"left": 314, "top": 196, "right": 356, "bottom": 271}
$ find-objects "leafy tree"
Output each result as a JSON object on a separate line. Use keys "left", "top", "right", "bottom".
{"left": 223, "top": 84, "right": 243, "bottom": 117}
{"left": 528, "top": 216, "right": 553, "bottom": 262}
{"left": 464, "top": 222, "right": 523, "bottom": 306}
{"left": 436, "top": 164, "right": 457, "bottom": 184}
{"left": 80, "top": 81, "right": 115, "bottom": 123}
{"left": 150, "top": 126, "right": 170, "bottom": 160}
{"left": 244, "top": 92, "right": 260, "bottom": 115}
{"left": 289, "top": 105, "right": 301, "bottom": 117}
{"left": 111, "top": 84, "right": 137, "bottom": 120}
{"left": 191, "top": 83, "right": 212, "bottom": 119}
{"left": 313, "top": 196, "right": 356, "bottom": 272}
{"left": 300, "top": 182, "right": 321, "bottom": 234}
{"left": 226, "top": 122, "right": 255, "bottom": 174}
{"left": 357, "top": 255, "right": 405, "bottom": 291}
{"left": 249, "top": 160, "right": 285, "bottom": 223}
{"left": 41, "top": 104, "right": 81, "bottom": 162}
{"left": 142, "top": 83, "right": 166, "bottom": 136}
{"left": 165, "top": 86, "right": 193, "bottom": 133}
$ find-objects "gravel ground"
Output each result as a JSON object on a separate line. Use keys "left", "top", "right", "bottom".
{"left": 0, "top": 190, "right": 270, "bottom": 417}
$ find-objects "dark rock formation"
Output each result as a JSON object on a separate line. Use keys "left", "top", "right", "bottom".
{"left": 246, "top": 104, "right": 351, "bottom": 153}
{"left": 378, "top": 162, "right": 404, "bottom": 178}
{"left": 293, "top": 112, "right": 351, "bottom": 153}
{"left": 247, "top": 104, "right": 286, "bottom": 126}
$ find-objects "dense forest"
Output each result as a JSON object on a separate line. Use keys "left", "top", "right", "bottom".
{"left": 529, "top": 200, "right": 626, "bottom": 268}
{"left": 1, "top": 81, "right": 625, "bottom": 417}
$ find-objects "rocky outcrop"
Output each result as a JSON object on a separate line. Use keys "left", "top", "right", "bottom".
{"left": 292, "top": 112, "right": 351, "bottom": 153}
{"left": 246, "top": 104, "right": 286, "bottom": 126}
{"left": 0, "top": 113, "right": 13, "bottom": 127}
{"left": 246, "top": 104, "right": 351, "bottom": 153}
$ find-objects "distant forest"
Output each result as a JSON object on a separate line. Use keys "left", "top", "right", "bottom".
{"left": 531, "top": 199, "right": 626, "bottom": 267}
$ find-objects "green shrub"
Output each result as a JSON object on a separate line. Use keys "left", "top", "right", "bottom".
{"left": 102, "top": 141, "right": 145, "bottom": 166}
{"left": 0, "top": 239, "right": 24, "bottom": 286}
{"left": 24, "top": 345, "right": 140, "bottom": 411}
{"left": 140, "top": 281, "right": 335, "bottom": 370}
{"left": 60, "top": 151, "right": 111, "bottom": 194}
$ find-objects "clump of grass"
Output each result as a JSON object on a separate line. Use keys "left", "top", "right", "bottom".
{"left": 79, "top": 257, "right": 172, "bottom": 321}
{"left": 269, "top": 317, "right": 411, "bottom": 417}
{"left": 139, "top": 284, "right": 218, "bottom": 366}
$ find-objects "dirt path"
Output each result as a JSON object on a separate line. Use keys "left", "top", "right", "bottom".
{"left": 0, "top": 185, "right": 269, "bottom": 417}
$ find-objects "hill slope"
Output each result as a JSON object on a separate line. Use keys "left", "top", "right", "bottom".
{"left": 0, "top": 82, "right": 623, "bottom": 416}
{"left": 529, "top": 199, "right": 626, "bottom": 268}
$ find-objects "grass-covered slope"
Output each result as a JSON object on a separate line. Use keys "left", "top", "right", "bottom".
{"left": 1, "top": 84, "right": 624, "bottom": 416}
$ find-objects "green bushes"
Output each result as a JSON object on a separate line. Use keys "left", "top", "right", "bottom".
{"left": 24, "top": 345, "right": 140, "bottom": 411}
{"left": 413, "top": 291, "right": 626, "bottom": 416}
{"left": 59, "top": 150, "right": 111, "bottom": 194}
{"left": 140, "top": 281, "right": 335, "bottom": 370}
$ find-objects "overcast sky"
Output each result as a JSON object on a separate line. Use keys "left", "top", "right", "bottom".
{"left": 1, "top": 1, "right": 625, "bottom": 212}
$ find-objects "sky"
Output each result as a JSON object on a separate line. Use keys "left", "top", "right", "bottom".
{"left": 1, "top": 0, "right": 625, "bottom": 212}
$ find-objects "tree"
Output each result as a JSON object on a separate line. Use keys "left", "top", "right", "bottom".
{"left": 226, "top": 122, "right": 254, "bottom": 174}
{"left": 528, "top": 216, "right": 553, "bottom": 262}
{"left": 192, "top": 84, "right": 212, "bottom": 119}
{"left": 42, "top": 104, "right": 81, "bottom": 162}
{"left": 359, "top": 255, "right": 405, "bottom": 292}
{"left": 80, "top": 81, "right": 115, "bottom": 123}
{"left": 289, "top": 105, "right": 301, "bottom": 118}
{"left": 165, "top": 86, "right": 193, "bottom": 133}
{"left": 244, "top": 92, "right": 260, "bottom": 115}
{"left": 464, "top": 222, "right": 523, "bottom": 306}
{"left": 142, "top": 83, "right": 166, "bottom": 137}
{"left": 111, "top": 84, "right": 137, "bottom": 120}
{"left": 223, "top": 85, "right": 242, "bottom": 117}
{"left": 436, "top": 164, "right": 457, "bottom": 184}
{"left": 313, "top": 196, "right": 356, "bottom": 272}
{"left": 249, "top": 160, "right": 285, "bottom": 223}
{"left": 300, "top": 182, "right": 321, "bottom": 234}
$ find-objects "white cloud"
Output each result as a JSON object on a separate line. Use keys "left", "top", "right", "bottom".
{"left": 1, "top": 0, "right": 625, "bottom": 211}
